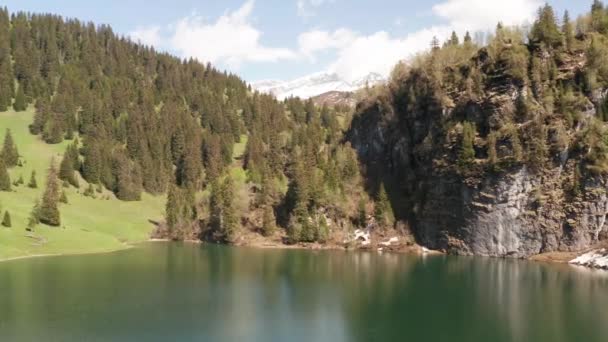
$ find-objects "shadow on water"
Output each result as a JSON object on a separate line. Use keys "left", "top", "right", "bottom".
{"left": 0, "top": 243, "right": 607, "bottom": 342}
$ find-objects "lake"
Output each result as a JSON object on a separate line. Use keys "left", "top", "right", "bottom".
{"left": 0, "top": 242, "right": 607, "bottom": 341}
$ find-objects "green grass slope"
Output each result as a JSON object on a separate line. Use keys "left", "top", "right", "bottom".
{"left": 0, "top": 109, "right": 165, "bottom": 260}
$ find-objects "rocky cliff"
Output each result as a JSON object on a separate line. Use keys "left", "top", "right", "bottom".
{"left": 348, "top": 31, "right": 608, "bottom": 257}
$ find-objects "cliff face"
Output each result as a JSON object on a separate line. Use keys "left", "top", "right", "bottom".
{"left": 351, "top": 109, "right": 608, "bottom": 257}
{"left": 348, "top": 43, "right": 608, "bottom": 257}
{"left": 415, "top": 166, "right": 608, "bottom": 257}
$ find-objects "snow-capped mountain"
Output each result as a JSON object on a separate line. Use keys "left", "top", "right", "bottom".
{"left": 252, "top": 72, "right": 385, "bottom": 100}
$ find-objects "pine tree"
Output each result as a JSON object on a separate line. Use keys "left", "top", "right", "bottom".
{"left": 315, "top": 214, "right": 329, "bottom": 243}
{"left": 562, "top": 11, "right": 574, "bottom": 52}
{"left": 261, "top": 205, "right": 276, "bottom": 237}
{"left": 450, "top": 31, "right": 460, "bottom": 45}
{"left": 27, "top": 170, "right": 37, "bottom": 188}
{"left": 59, "top": 149, "right": 78, "bottom": 187}
{"left": 374, "top": 183, "right": 394, "bottom": 228}
{"left": 209, "top": 179, "right": 224, "bottom": 239}
{"left": 430, "top": 36, "right": 440, "bottom": 51}
{"left": 208, "top": 177, "right": 239, "bottom": 242}
{"left": 530, "top": 4, "right": 562, "bottom": 48}
{"left": 165, "top": 184, "right": 182, "bottom": 231}
{"left": 27, "top": 200, "right": 41, "bottom": 231}
{"left": 0, "top": 8, "right": 12, "bottom": 112}
{"left": 39, "top": 160, "right": 61, "bottom": 226}
{"left": 114, "top": 153, "right": 142, "bottom": 201}
{"left": 221, "top": 176, "right": 238, "bottom": 241}
{"left": 357, "top": 197, "right": 367, "bottom": 227}
{"left": 2, "top": 210, "right": 11, "bottom": 228}
{"left": 0, "top": 158, "right": 10, "bottom": 191}
{"left": 82, "top": 141, "right": 101, "bottom": 184}
{"left": 459, "top": 122, "right": 476, "bottom": 168}
{"left": 13, "top": 85, "right": 27, "bottom": 112}
{"left": 1, "top": 129, "right": 19, "bottom": 167}
{"left": 30, "top": 98, "right": 49, "bottom": 135}
{"left": 287, "top": 214, "right": 303, "bottom": 244}
{"left": 591, "top": 0, "right": 608, "bottom": 34}
{"left": 60, "top": 191, "right": 68, "bottom": 204}
{"left": 464, "top": 31, "right": 473, "bottom": 45}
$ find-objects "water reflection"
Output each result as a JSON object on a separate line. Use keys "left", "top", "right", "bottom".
{"left": 0, "top": 243, "right": 607, "bottom": 342}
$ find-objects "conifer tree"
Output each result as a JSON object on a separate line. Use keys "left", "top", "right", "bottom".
{"left": 209, "top": 179, "right": 224, "bottom": 239}
{"left": 262, "top": 205, "right": 276, "bottom": 237}
{"left": 357, "top": 197, "right": 367, "bottom": 227}
{"left": 0, "top": 8, "right": 12, "bottom": 112}
{"left": 450, "top": 31, "right": 460, "bottom": 45}
{"left": 83, "top": 142, "right": 101, "bottom": 184}
{"left": 1, "top": 129, "right": 19, "bottom": 167}
{"left": 42, "top": 115, "right": 64, "bottom": 144}
{"left": 315, "top": 214, "right": 329, "bottom": 243}
{"left": 176, "top": 137, "right": 202, "bottom": 190}
{"left": 221, "top": 176, "right": 238, "bottom": 241}
{"left": 59, "top": 149, "right": 78, "bottom": 187}
{"left": 114, "top": 153, "right": 142, "bottom": 201}
{"left": 2, "top": 210, "right": 11, "bottom": 228}
{"left": 30, "top": 98, "right": 49, "bottom": 135}
{"left": 459, "top": 122, "right": 476, "bottom": 168}
{"left": 591, "top": 0, "right": 608, "bottom": 34}
{"left": 27, "top": 170, "right": 37, "bottom": 188}
{"left": 430, "top": 36, "right": 440, "bottom": 51}
{"left": 60, "top": 191, "right": 68, "bottom": 204}
{"left": 0, "top": 158, "right": 10, "bottom": 191}
{"left": 26, "top": 200, "right": 41, "bottom": 231}
{"left": 165, "top": 184, "right": 182, "bottom": 231}
{"left": 13, "top": 86, "right": 27, "bottom": 112}
{"left": 374, "top": 183, "right": 394, "bottom": 228}
{"left": 530, "top": 4, "right": 562, "bottom": 48}
{"left": 208, "top": 177, "right": 238, "bottom": 242}
{"left": 39, "top": 160, "right": 61, "bottom": 226}
{"left": 562, "top": 11, "right": 574, "bottom": 52}
{"left": 464, "top": 31, "right": 473, "bottom": 45}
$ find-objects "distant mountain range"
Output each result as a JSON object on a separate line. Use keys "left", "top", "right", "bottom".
{"left": 252, "top": 72, "right": 385, "bottom": 100}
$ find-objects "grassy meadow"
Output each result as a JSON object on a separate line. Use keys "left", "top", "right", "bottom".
{"left": 0, "top": 109, "right": 165, "bottom": 260}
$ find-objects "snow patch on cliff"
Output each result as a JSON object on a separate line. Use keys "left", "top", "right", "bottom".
{"left": 570, "top": 249, "right": 608, "bottom": 269}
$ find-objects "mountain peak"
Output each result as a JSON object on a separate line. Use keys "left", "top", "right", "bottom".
{"left": 252, "top": 71, "right": 385, "bottom": 100}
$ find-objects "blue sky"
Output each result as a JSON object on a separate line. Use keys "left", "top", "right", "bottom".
{"left": 1, "top": 0, "right": 591, "bottom": 82}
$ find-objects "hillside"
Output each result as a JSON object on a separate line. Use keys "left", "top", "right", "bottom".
{"left": 0, "top": 109, "right": 164, "bottom": 259}
{"left": 0, "top": 7, "right": 379, "bottom": 260}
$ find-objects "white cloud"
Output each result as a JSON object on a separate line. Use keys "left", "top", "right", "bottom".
{"left": 170, "top": 0, "right": 295, "bottom": 68}
{"left": 432, "top": 0, "right": 541, "bottom": 32}
{"left": 327, "top": 28, "right": 450, "bottom": 82}
{"left": 298, "top": 28, "right": 356, "bottom": 60}
{"left": 298, "top": 0, "right": 541, "bottom": 82}
{"left": 129, "top": 26, "right": 162, "bottom": 47}
{"left": 297, "top": 0, "right": 334, "bottom": 18}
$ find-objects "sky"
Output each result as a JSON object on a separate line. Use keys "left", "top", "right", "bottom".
{"left": 0, "top": 0, "right": 591, "bottom": 83}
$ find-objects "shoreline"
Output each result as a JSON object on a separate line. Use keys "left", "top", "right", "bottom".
{"left": 1, "top": 237, "right": 605, "bottom": 271}
{"left": 0, "top": 244, "right": 137, "bottom": 264}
